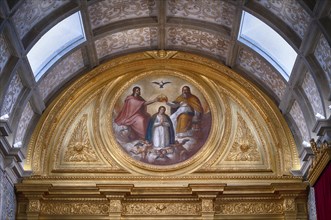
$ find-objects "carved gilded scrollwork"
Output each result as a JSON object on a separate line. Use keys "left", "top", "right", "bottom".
{"left": 122, "top": 202, "right": 201, "bottom": 215}
{"left": 217, "top": 202, "right": 283, "bottom": 215}
{"left": 64, "top": 114, "right": 98, "bottom": 162}
{"left": 40, "top": 202, "right": 109, "bottom": 215}
{"left": 226, "top": 114, "right": 261, "bottom": 161}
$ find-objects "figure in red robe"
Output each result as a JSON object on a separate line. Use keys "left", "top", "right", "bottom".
{"left": 115, "top": 87, "right": 157, "bottom": 140}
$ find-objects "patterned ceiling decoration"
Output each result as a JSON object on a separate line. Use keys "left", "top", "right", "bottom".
{"left": 95, "top": 27, "right": 158, "bottom": 59}
{"left": 0, "top": 72, "right": 24, "bottom": 117}
{"left": 38, "top": 49, "right": 84, "bottom": 100}
{"left": 166, "top": 27, "right": 230, "bottom": 59}
{"left": 167, "top": 0, "right": 236, "bottom": 28}
{"left": 88, "top": 0, "right": 157, "bottom": 29}
{"left": 255, "top": 0, "right": 311, "bottom": 39}
{"left": 314, "top": 34, "right": 331, "bottom": 82}
{"left": 302, "top": 71, "right": 324, "bottom": 116}
{"left": 14, "top": 101, "right": 34, "bottom": 144}
{"left": 289, "top": 100, "right": 310, "bottom": 141}
{"left": 236, "top": 48, "right": 287, "bottom": 100}
{"left": 0, "top": 34, "right": 11, "bottom": 74}
{"left": 12, "top": 0, "right": 69, "bottom": 39}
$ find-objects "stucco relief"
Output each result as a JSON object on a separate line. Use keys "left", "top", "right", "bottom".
{"left": 302, "top": 71, "right": 324, "bottom": 116}
{"left": 12, "top": 0, "right": 69, "bottom": 38}
{"left": 255, "top": 0, "right": 310, "bottom": 39}
{"left": 0, "top": 72, "right": 24, "bottom": 117}
{"left": 237, "top": 48, "right": 287, "bottom": 100}
{"left": 95, "top": 27, "right": 158, "bottom": 59}
{"left": 88, "top": 0, "right": 157, "bottom": 29}
{"left": 167, "top": 27, "right": 229, "bottom": 58}
{"left": 0, "top": 34, "right": 10, "bottom": 74}
{"left": 167, "top": 0, "right": 236, "bottom": 28}
{"left": 0, "top": 173, "right": 16, "bottom": 220}
{"left": 38, "top": 49, "right": 84, "bottom": 100}
{"left": 314, "top": 34, "right": 331, "bottom": 81}
{"left": 64, "top": 114, "right": 98, "bottom": 162}
{"left": 289, "top": 100, "right": 309, "bottom": 140}
{"left": 225, "top": 114, "right": 261, "bottom": 162}
{"left": 15, "top": 102, "right": 34, "bottom": 144}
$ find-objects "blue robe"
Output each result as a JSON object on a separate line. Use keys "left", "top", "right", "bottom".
{"left": 145, "top": 113, "right": 175, "bottom": 146}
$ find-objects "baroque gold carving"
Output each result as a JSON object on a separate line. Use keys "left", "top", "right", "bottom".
{"left": 307, "top": 139, "right": 331, "bottom": 185}
{"left": 122, "top": 202, "right": 201, "bottom": 215}
{"left": 64, "top": 114, "right": 98, "bottom": 162}
{"left": 28, "top": 200, "right": 40, "bottom": 212}
{"left": 283, "top": 198, "right": 296, "bottom": 211}
{"left": 201, "top": 199, "right": 214, "bottom": 212}
{"left": 217, "top": 202, "right": 283, "bottom": 215}
{"left": 109, "top": 200, "right": 122, "bottom": 212}
{"left": 226, "top": 114, "right": 261, "bottom": 161}
{"left": 40, "top": 202, "right": 109, "bottom": 215}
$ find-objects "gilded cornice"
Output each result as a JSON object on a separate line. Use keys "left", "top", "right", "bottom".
{"left": 307, "top": 139, "right": 331, "bottom": 185}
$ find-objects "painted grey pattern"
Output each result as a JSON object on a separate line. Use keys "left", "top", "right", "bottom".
{"left": 0, "top": 33, "right": 11, "bottom": 74}
{"left": 308, "top": 187, "right": 317, "bottom": 220}
{"left": 14, "top": 102, "right": 34, "bottom": 144}
{"left": 167, "top": 0, "right": 236, "bottom": 28}
{"left": 302, "top": 71, "right": 324, "bottom": 117}
{"left": 12, "top": 0, "right": 69, "bottom": 38}
{"left": 95, "top": 27, "right": 158, "bottom": 59}
{"left": 289, "top": 100, "right": 309, "bottom": 140}
{"left": 314, "top": 34, "right": 331, "bottom": 81}
{"left": 166, "top": 27, "right": 230, "bottom": 58}
{"left": 0, "top": 172, "right": 16, "bottom": 220}
{"left": 0, "top": 72, "right": 24, "bottom": 117}
{"left": 255, "top": 0, "right": 310, "bottom": 39}
{"left": 88, "top": 0, "right": 157, "bottom": 29}
{"left": 38, "top": 50, "right": 84, "bottom": 100}
{"left": 237, "top": 48, "right": 287, "bottom": 99}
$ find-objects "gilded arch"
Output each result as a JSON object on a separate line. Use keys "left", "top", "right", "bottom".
{"left": 18, "top": 51, "right": 307, "bottom": 219}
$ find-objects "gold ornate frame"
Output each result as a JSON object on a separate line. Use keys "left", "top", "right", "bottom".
{"left": 18, "top": 51, "right": 307, "bottom": 219}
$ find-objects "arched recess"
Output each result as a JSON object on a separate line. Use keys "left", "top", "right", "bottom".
{"left": 16, "top": 51, "right": 308, "bottom": 219}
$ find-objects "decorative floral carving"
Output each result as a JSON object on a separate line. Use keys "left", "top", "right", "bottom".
{"left": 256, "top": 0, "right": 310, "bottom": 38}
{"left": 237, "top": 48, "right": 287, "bottom": 99}
{"left": 28, "top": 200, "right": 40, "bottom": 212}
{"left": 95, "top": 27, "right": 158, "bottom": 59}
{"left": 226, "top": 114, "right": 261, "bottom": 161}
{"left": 283, "top": 198, "right": 296, "bottom": 211}
{"left": 0, "top": 34, "right": 10, "bottom": 73}
{"left": 201, "top": 199, "right": 213, "bottom": 212}
{"left": 12, "top": 0, "right": 69, "bottom": 38}
{"left": 217, "top": 202, "right": 283, "bottom": 214}
{"left": 123, "top": 202, "right": 201, "bottom": 215}
{"left": 0, "top": 72, "right": 24, "bottom": 116}
{"left": 167, "top": 27, "right": 229, "bottom": 58}
{"left": 289, "top": 100, "right": 309, "bottom": 140}
{"left": 88, "top": 0, "right": 157, "bottom": 29}
{"left": 64, "top": 114, "right": 98, "bottom": 162}
{"left": 38, "top": 50, "right": 84, "bottom": 100}
{"left": 109, "top": 200, "right": 122, "bottom": 212}
{"left": 167, "top": 0, "right": 236, "bottom": 28}
{"left": 40, "top": 202, "right": 109, "bottom": 215}
{"left": 15, "top": 102, "right": 34, "bottom": 143}
{"left": 302, "top": 71, "right": 324, "bottom": 116}
{"left": 314, "top": 34, "right": 331, "bottom": 81}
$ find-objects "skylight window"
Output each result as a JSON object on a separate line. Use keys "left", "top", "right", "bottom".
{"left": 238, "top": 11, "right": 297, "bottom": 81}
{"left": 27, "top": 11, "right": 86, "bottom": 81}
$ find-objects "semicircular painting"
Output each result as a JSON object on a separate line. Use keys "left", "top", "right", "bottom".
{"left": 112, "top": 75, "right": 211, "bottom": 165}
